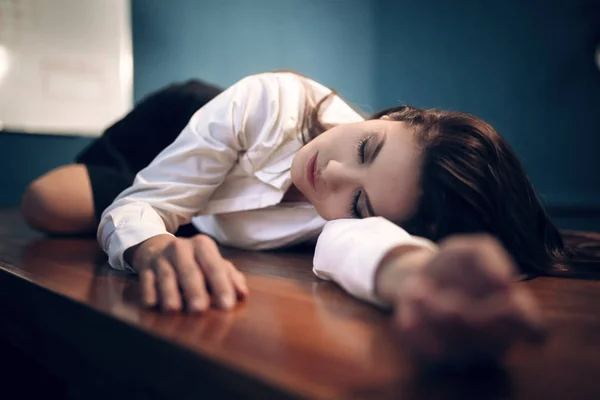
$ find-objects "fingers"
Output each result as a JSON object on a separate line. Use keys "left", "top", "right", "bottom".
{"left": 168, "top": 241, "right": 210, "bottom": 313}
{"left": 230, "top": 268, "right": 249, "bottom": 300}
{"left": 421, "top": 288, "right": 510, "bottom": 363}
{"left": 504, "top": 286, "right": 548, "bottom": 343}
{"left": 433, "top": 235, "right": 516, "bottom": 297}
{"left": 460, "top": 286, "right": 545, "bottom": 346}
{"left": 192, "top": 235, "right": 236, "bottom": 310}
{"left": 140, "top": 268, "right": 157, "bottom": 307}
{"left": 155, "top": 259, "right": 182, "bottom": 312}
{"left": 396, "top": 275, "right": 446, "bottom": 362}
{"left": 398, "top": 299, "right": 443, "bottom": 362}
{"left": 394, "top": 235, "right": 547, "bottom": 367}
{"left": 396, "top": 274, "right": 545, "bottom": 367}
{"left": 138, "top": 236, "right": 247, "bottom": 313}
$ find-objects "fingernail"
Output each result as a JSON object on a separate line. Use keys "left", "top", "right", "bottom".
{"left": 143, "top": 299, "right": 155, "bottom": 308}
{"left": 163, "top": 301, "right": 179, "bottom": 312}
{"left": 220, "top": 295, "right": 234, "bottom": 310}
{"left": 189, "top": 299, "right": 205, "bottom": 312}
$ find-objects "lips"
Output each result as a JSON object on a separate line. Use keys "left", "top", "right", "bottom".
{"left": 306, "top": 151, "right": 318, "bottom": 192}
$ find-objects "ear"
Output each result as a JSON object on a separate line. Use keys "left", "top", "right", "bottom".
{"left": 380, "top": 115, "right": 392, "bottom": 121}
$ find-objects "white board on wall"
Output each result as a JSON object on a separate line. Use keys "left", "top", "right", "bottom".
{"left": 0, "top": 0, "right": 132, "bottom": 137}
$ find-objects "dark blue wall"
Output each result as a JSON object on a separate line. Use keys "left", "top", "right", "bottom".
{"left": 0, "top": 132, "right": 93, "bottom": 206}
{"left": 1, "top": 0, "right": 599, "bottom": 230}
{"left": 373, "top": 0, "right": 600, "bottom": 209}
{"left": 131, "top": 0, "right": 376, "bottom": 107}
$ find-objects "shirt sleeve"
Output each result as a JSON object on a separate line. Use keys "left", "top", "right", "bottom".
{"left": 313, "top": 217, "right": 438, "bottom": 308}
{"left": 98, "top": 73, "right": 304, "bottom": 272}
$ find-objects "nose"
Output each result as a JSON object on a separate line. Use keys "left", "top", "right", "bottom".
{"left": 321, "top": 160, "right": 359, "bottom": 192}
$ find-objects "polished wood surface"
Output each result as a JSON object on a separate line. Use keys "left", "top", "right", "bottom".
{"left": 1, "top": 208, "right": 600, "bottom": 399}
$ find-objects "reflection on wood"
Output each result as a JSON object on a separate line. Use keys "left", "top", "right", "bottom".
{"left": 1, "top": 209, "right": 600, "bottom": 399}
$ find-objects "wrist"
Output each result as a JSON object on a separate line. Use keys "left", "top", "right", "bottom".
{"left": 374, "top": 245, "right": 438, "bottom": 305}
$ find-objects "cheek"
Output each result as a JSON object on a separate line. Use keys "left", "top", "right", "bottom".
{"left": 312, "top": 196, "right": 347, "bottom": 221}
{"left": 291, "top": 145, "right": 310, "bottom": 184}
{"left": 310, "top": 128, "right": 337, "bottom": 150}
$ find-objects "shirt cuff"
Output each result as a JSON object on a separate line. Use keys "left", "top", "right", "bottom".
{"left": 313, "top": 217, "right": 437, "bottom": 308}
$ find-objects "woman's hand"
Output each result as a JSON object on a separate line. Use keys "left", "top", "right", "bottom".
{"left": 126, "top": 234, "right": 248, "bottom": 313}
{"left": 392, "top": 235, "right": 546, "bottom": 367}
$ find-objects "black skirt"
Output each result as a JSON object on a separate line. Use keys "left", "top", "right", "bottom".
{"left": 74, "top": 79, "right": 223, "bottom": 234}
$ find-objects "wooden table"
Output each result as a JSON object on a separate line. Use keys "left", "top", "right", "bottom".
{"left": 1, "top": 209, "right": 600, "bottom": 399}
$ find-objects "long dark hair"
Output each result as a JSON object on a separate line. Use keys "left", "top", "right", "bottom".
{"left": 371, "top": 105, "right": 570, "bottom": 277}
{"left": 296, "top": 74, "right": 598, "bottom": 278}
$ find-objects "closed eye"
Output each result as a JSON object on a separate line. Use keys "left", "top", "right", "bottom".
{"left": 349, "top": 189, "right": 363, "bottom": 218}
{"left": 349, "top": 132, "right": 387, "bottom": 218}
{"left": 356, "top": 135, "right": 371, "bottom": 163}
{"left": 348, "top": 135, "right": 372, "bottom": 218}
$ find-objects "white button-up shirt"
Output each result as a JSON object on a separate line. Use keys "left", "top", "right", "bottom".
{"left": 98, "top": 72, "right": 436, "bottom": 307}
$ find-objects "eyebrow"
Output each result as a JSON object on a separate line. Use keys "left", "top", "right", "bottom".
{"left": 362, "top": 132, "right": 387, "bottom": 217}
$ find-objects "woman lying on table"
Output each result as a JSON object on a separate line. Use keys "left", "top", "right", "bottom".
{"left": 22, "top": 72, "right": 572, "bottom": 366}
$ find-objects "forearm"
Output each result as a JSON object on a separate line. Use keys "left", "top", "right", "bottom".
{"left": 313, "top": 217, "right": 438, "bottom": 307}
{"left": 374, "top": 245, "right": 438, "bottom": 305}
